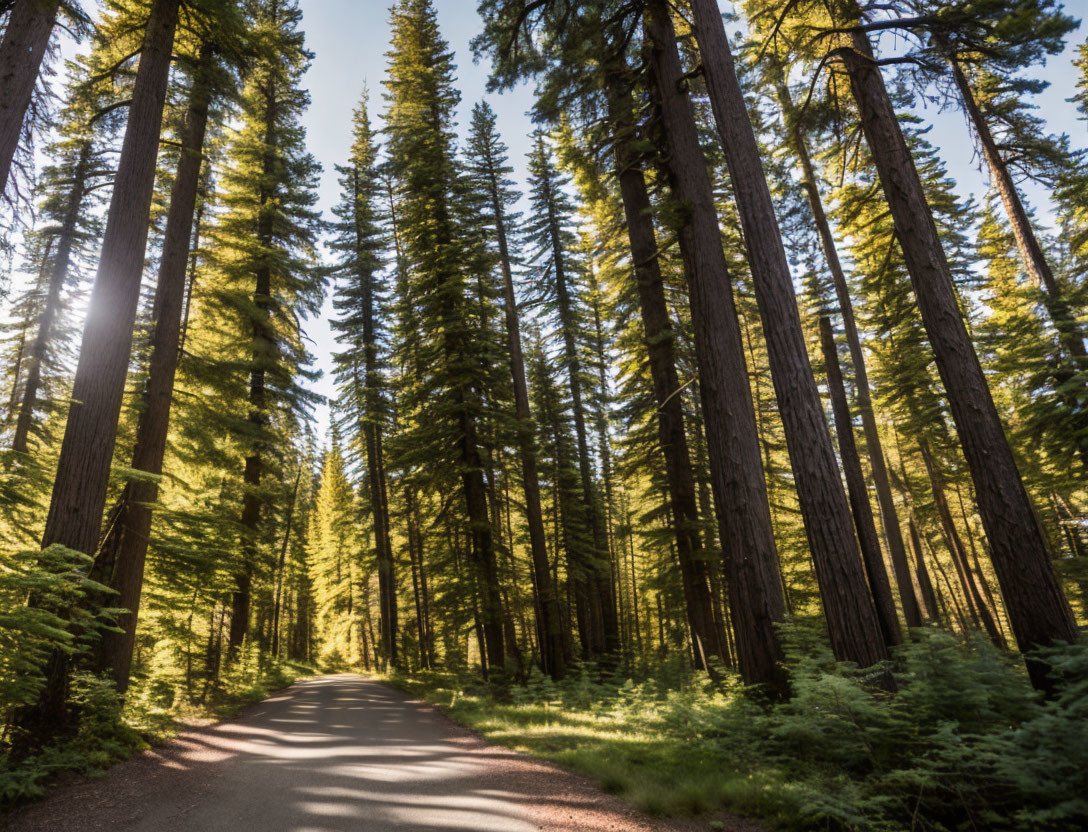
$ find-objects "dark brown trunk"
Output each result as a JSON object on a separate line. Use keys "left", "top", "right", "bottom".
{"left": 641, "top": 3, "right": 789, "bottom": 697}
{"left": 0, "top": 0, "right": 59, "bottom": 198}
{"left": 819, "top": 316, "right": 902, "bottom": 646}
{"left": 13, "top": 0, "right": 180, "bottom": 745}
{"left": 484, "top": 143, "right": 565, "bottom": 679}
{"left": 841, "top": 32, "right": 1076, "bottom": 693}
{"left": 687, "top": 0, "right": 889, "bottom": 672}
{"left": 775, "top": 78, "right": 921, "bottom": 628}
{"left": 606, "top": 75, "right": 721, "bottom": 667}
{"left": 91, "top": 45, "right": 215, "bottom": 690}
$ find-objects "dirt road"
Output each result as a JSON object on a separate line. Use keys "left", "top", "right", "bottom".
{"left": 2, "top": 675, "right": 731, "bottom": 831}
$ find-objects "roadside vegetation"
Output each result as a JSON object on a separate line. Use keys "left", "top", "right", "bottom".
{"left": 395, "top": 629, "right": 1088, "bottom": 832}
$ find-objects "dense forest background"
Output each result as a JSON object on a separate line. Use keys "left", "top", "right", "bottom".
{"left": 1, "top": 0, "right": 1087, "bottom": 828}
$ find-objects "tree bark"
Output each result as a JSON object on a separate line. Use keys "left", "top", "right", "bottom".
{"left": 840, "top": 33, "right": 1076, "bottom": 692}
{"left": 91, "top": 45, "right": 215, "bottom": 691}
{"left": 680, "top": 0, "right": 889, "bottom": 671}
{"left": 14, "top": 0, "right": 180, "bottom": 744}
{"left": 271, "top": 464, "right": 302, "bottom": 658}
{"left": 605, "top": 73, "right": 722, "bottom": 667}
{"left": 819, "top": 316, "right": 902, "bottom": 646}
{"left": 484, "top": 144, "right": 565, "bottom": 679}
{"left": 775, "top": 78, "right": 921, "bottom": 628}
{"left": 641, "top": 4, "right": 789, "bottom": 697}
{"left": 0, "top": 0, "right": 59, "bottom": 199}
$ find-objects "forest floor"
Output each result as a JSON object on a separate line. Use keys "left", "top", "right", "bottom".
{"left": 0, "top": 674, "right": 752, "bottom": 831}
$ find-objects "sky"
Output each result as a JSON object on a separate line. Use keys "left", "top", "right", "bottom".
{"left": 11, "top": 0, "right": 1088, "bottom": 440}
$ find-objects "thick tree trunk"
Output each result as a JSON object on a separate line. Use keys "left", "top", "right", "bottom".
{"left": 486, "top": 153, "right": 565, "bottom": 679}
{"left": 0, "top": 0, "right": 59, "bottom": 199}
{"left": 13, "top": 0, "right": 180, "bottom": 745}
{"left": 776, "top": 79, "right": 921, "bottom": 628}
{"left": 606, "top": 76, "right": 721, "bottom": 667}
{"left": 641, "top": 5, "right": 789, "bottom": 697}
{"left": 676, "top": 0, "right": 889, "bottom": 671}
{"left": 950, "top": 58, "right": 1086, "bottom": 359}
{"left": 819, "top": 316, "right": 902, "bottom": 646}
{"left": 841, "top": 33, "right": 1076, "bottom": 692}
{"left": 91, "top": 46, "right": 214, "bottom": 691}
{"left": 13, "top": 142, "right": 91, "bottom": 455}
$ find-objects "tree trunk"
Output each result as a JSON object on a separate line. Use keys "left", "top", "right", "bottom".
{"left": 542, "top": 176, "right": 617, "bottom": 657}
{"left": 486, "top": 153, "right": 565, "bottom": 679}
{"left": 13, "top": 0, "right": 180, "bottom": 745}
{"left": 840, "top": 33, "right": 1076, "bottom": 693}
{"left": 13, "top": 137, "right": 91, "bottom": 455}
{"left": 949, "top": 57, "right": 1086, "bottom": 359}
{"left": 640, "top": 6, "right": 789, "bottom": 697}
{"left": 686, "top": 0, "right": 889, "bottom": 672}
{"left": 819, "top": 316, "right": 902, "bottom": 646}
{"left": 271, "top": 465, "right": 302, "bottom": 659}
{"left": 91, "top": 45, "right": 215, "bottom": 691}
{"left": 605, "top": 75, "right": 721, "bottom": 667}
{"left": 0, "top": 0, "right": 59, "bottom": 199}
{"left": 775, "top": 78, "right": 921, "bottom": 628}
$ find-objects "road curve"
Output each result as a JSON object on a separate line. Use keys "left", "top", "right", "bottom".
{"left": 1, "top": 675, "right": 726, "bottom": 832}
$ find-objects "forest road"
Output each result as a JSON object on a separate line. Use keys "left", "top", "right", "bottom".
{"left": 1, "top": 674, "right": 736, "bottom": 832}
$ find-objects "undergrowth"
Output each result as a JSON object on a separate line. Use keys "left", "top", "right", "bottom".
{"left": 391, "top": 628, "right": 1088, "bottom": 831}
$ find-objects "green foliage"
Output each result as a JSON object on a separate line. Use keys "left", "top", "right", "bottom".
{"left": 394, "top": 632, "right": 1088, "bottom": 831}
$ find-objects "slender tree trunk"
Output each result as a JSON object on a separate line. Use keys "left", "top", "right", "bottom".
{"left": 12, "top": 0, "right": 180, "bottom": 746}
{"left": 271, "top": 465, "right": 302, "bottom": 659}
{"left": 949, "top": 57, "right": 1085, "bottom": 359}
{"left": 605, "top": 76, "right": 721, "bottom": 667}
{"left": 0, "top": 0, "right": 59, "bottom": 199}
{"left": 484, "top": 146, "right": 565, "bottom": 679}
{"left": 232, "top": 76, "right": 278, "bottom": 653}
{"left": 640, "top": 9, "right": 789, "bottom": 696}
{"left": 685, "top": 0, "right": 889, "bottom": 672}
{"left": 91, "top": 45, "right": 215, "bottom": 691}
{"left": 542, "top": 179, "right": 617, "bottom": 656}
{"left": 840, "top": 32, "right": 1076, "bottom": 692}
{"left": 14, "top": 147, "right": 88, "bottom": 456}
{"left": 918, "top": 439, "right": 1005, "bottom": 648}
{"left": 776, "top": 79, "right": 921, "bottom": 628}
{"left": 819, "top": 316, "right": 902, "bottom": 646}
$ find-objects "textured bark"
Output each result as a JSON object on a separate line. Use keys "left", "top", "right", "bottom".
{"left": 950, "top": 58, "right": 1086, "bottom": 359}
{"left": 15, "top": 0, "right": 180, "bottom": 744}
{"left": 91, "top": 46, "right": 214, "bottom": 691}
{"left": 686, "top": 0, "right": 889, "bottom": 670}
{"left": 606, "top": 75, "right": 721, "bottom": 667}
{"left": 776, "top": 79, "right": 921, "bottom": 628}
{"left": 484, "top": 145, "right": 565, "bottom": 679}
{"left": 642, "top": 3, "right": 788, "bottom": 697}
{"left": 819, "top": 316, "right": 902, "bottom": 646}
{"left": 841, "top": 33, "right": 1076, "bottom": 692}
{"left": 0, "top": 0, "right": 59, "bottom": 199}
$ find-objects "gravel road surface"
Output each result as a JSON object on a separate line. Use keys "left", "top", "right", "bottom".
{"left": 1, "top": 675, "right": 753, "bottom": 832}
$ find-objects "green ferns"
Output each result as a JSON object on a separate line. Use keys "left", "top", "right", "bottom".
{"left": 395, "top": 631, "right": 1088, "bottom": 831}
